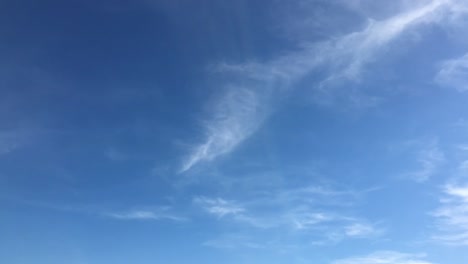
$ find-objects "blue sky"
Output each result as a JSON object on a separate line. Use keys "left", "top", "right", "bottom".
{"left": 2, "top": 0, "right": 468, "bottom": 263}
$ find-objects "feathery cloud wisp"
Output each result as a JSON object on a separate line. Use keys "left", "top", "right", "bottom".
{"left": 181, "top": 0, "right": 465, "bottom": 172}
{"left": 180, "top": 88, "right": 267, "bottom": 172}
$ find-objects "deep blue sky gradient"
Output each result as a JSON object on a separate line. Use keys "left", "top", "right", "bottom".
{"left": 2, "top": 1, "right": 468, "bottom": 263}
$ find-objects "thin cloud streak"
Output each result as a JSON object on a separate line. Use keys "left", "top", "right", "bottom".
{"left": 332, "top": 251, "right": 434, "bottom": 264}
{"left": 181, "top": 0, "right": 465, "bottom": 172}
{"left": 21, "top": 200, "right": 187, "bottom": 222}
{"left": 104, "top": 208, "right": 186, "bottom": 221}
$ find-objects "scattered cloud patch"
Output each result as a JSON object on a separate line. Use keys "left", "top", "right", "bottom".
{"left": 194, "top": 185, "right": 383, "bottom": 245}
{"left": 344, "top": 222, "right": 383, "bottom": 238}
{"left": 436, "top": 52, "right": 468, "bottom": 92}
{"left": 194, "top": 196, "right": 245, "bottom": 218}
{"left": 290, "top": 212, "right": 335, "bottom": 229}
{"left": 433, "top": 183, "right": 468, "bottom": 245}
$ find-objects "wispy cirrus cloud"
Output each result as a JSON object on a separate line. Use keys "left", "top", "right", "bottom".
{"left": 195, "top": 185, "right": 383, "bottom": 245}
{"left": 432, "top": 183, "right": 468, "bottom": 245}
{"left": 332, "top": 251, "right": 434, "bottom": 264}
{"left": 181, "top": 0, "right": 467, "bottom": 172}
{"left": 219, "top": 0, "right": 459, "bottom": 83}
{"left": 436, "top": 52, "right": 468, "bottom": 92}
{"left": 180, "top": 88, "right": 268, "bottom": 173}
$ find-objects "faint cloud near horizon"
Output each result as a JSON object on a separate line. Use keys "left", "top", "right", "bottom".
{"left": 332, "top": 251, "right": 433, "bottom": 264}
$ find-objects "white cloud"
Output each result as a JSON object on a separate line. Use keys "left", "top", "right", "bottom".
{"left": 291, "top": 212, "right": 335, "bottom": 229}
{"left": 433, "top": 183, "right": 468, "bottom": 245}
{"left": 445, "top": 185, "right": 468, "bottom": 200}
{"left": 436, "top": 52, "right": 468, "bottom": 92}
{"left": 194, "top": 196, "right": 245, "bottom": 218}
{"left": 104, "top": 208, "right": 185, "bottom": 221}
{"left": 344, "top": 222, "right": 382, "bottom": 238}
{"left": 332, "top": 251, "right": 434, "bottom": 264}
{"left": 181, "top": 0, "right": 466, "bottom": 172}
